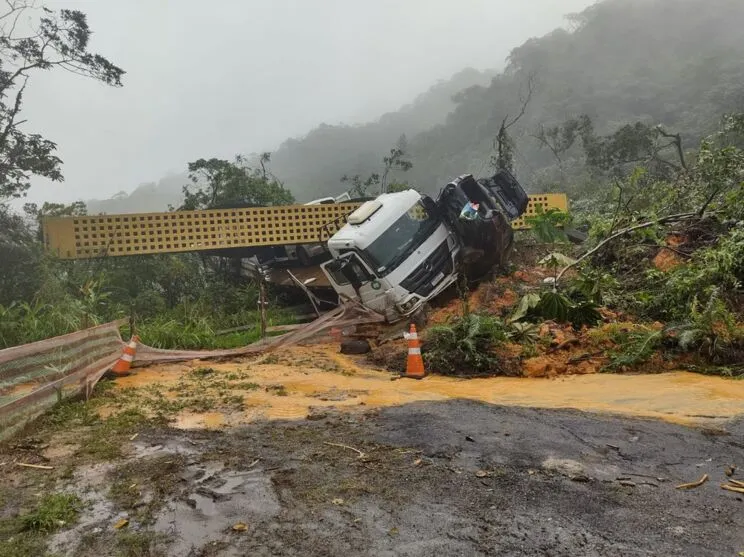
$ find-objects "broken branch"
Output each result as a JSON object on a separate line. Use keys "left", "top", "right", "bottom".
{"left": 17, "top": 462, "right": 54, "bottom": 470}
{"left": 323, "top": 442, "right": 366, "bottom": 458}
{"left": 555, "top": 212, "right": 698, "bottom": 286}
{"left": 721, "top": 484, "right": 744, "bottom": 494}
{"left": 675, "top": 473, "right": 708, "bottom": 489}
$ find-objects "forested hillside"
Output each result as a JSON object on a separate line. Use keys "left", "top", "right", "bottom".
{"left": 403, "top": 0, "right": 744, "bottom": 194}
{"left": 87, "top": 0, "right": 744, "bottom": 210}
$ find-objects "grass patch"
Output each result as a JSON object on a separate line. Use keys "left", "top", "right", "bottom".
{"left": 231, "top": 381, "right": 260, "bottom": 390}
{"left": 78, "top": 408, "right": 152, "bottom": 460}
{"left": 21, "top": 492, "right": 81, "bottom": 533}
{"left": 0, "top": 492, "right": 81, "bottom": 557}
{"left": 0, "top": 532, "right": 46, "bottom": 557}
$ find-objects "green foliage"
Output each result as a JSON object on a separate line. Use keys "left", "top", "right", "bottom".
{"left": 535, "top": 291, "right": 572, "bottom": 323}
{"left": 510, "top": 290, "right": 602, "bottom": 329}
{"left": 671, "top": 289, "right": 744, "bottom": 362}
{"left": 424, "top": 313, "right": 508, "bottom": 375}
{"left": 181, "top": 155, "right": 294, "bottom": 210}
{"left": 526, "top": 206, "right": 571, "bottom": 243}
{"left": 20, "top": 493, "right": 81, "bottom": 533}
{"left": 138, "top": 314, "right": 216, "bottom": 350}
{"left": 538, "top": 252, "right": 576, "bottom": 270}
{"left": 507, "top": 321, "right": 540, "bottom": 344}
{"left": 570, "top": 267, "right": 619, "bottom": 305}
{"left": 508, "top": 293, "right": 541, "bottom": 323}
{"left": 0, "top": 300, "right": 91, "bottom": 349}
{"left": 569, "top": 301, "right": 603, "bottom": 329}
{"left": 1, "top": 4, "right": 123, "bottom": 198}
{"left": 640, "top": 227, "right": 744, "bottom": 322}
{"left": 603, "top": 328, "right": 664, "bottom": 371}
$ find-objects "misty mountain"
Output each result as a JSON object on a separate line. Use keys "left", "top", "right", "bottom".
{"left": 402, "top": 0, "right": 744, "bottom": 193}
{"left": 85, "top": 67, "right": 497, "bottom": 214}
{"left": 88, "top": 0, "right": 744, "bottom": 213}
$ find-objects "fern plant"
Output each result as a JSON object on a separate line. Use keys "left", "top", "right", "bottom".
{"left": 672, "top": 288, "right": 741, "bottom": 361}
{"left": 424, "top": 313, "right": 508, "bottom": 375}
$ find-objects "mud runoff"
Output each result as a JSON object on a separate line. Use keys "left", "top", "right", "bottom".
{"left": 106, "top": 345, "right": 744, "bottom": 427}
{"left": 19, "top": 402, "right": 744, "bottom": 556}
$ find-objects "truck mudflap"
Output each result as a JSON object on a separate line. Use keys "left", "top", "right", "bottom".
{"left": 435, "top": 171, "right": 527, "bottom": 278}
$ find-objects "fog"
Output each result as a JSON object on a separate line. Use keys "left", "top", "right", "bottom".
{"left": 22, "top": 0, "right": 594, "bottom": 205}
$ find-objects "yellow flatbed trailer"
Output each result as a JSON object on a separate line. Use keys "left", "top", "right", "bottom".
{"left": 43, "top": 194, "right": 568, "bottom": 260}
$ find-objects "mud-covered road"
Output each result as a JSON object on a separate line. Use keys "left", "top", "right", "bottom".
{"left": 19, "top": 400, "right": 740, "bottom": 556}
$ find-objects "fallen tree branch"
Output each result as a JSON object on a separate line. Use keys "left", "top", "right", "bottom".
{"left": 555, "top": 212, "right": 699, "bottom": 286}
{"left": 17, "top": 462, "right": 54, "bottom": 470}
{"left": 323, "top": 442, "right": 366, "bottom": 459}
{"left": 721, "top": 483, "right": 744, "bottom": 494}
{"left": 675, "top": 473, "right": 708, "bottom": 489}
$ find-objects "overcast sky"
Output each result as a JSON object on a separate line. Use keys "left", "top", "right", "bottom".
{"left": 22, "top": 0, "right": 594, "bottom": 204}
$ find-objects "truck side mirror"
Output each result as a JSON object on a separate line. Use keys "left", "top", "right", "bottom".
{"left": 421, "top": 196, "right": 439, "bottom": 218}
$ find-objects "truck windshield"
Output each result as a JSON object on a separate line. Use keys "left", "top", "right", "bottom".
{"left": 363, "top": 201, "right": 439, "bottom": 275}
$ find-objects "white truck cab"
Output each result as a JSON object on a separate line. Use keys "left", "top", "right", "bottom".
{"left": 321, "top": 190, "right": 459, "bottom": 321}
{"left": 320, "top": 170, "right": 528, "bottom": 322}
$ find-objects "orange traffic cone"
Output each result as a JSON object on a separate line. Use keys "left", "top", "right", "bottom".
{"left": 110, "top": 335, "right": 139, "bottom": 377}
{"left": 401, "top": 324, "right": 426, "bottom": 379}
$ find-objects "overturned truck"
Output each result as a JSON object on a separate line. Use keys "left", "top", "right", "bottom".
{"left": 320, "top": 170, "right": 528, "bottom": 322}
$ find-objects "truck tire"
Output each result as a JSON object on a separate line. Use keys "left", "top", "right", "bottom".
{"left": 340, "top": 339, "right": 371, "bottom": 354}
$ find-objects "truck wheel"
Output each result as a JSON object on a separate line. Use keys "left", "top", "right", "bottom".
{"left": 340, "top": 339, "right": 371, "bottom": 354}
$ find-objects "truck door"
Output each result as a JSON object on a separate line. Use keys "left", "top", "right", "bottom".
{"left": 321, "top": 253, "right": 390, "bottom": 313}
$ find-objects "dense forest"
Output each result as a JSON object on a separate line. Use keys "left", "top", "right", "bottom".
{"left": 89, "top": 0, "right": 744, "bottom": 211}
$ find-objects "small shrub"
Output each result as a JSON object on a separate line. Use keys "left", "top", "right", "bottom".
{"left": 507, "top": 322, "right": 540, "bottom": 343}
{"left": 526, "top": 206, "right": 572, "bottom": 243}
{"left": 603, "top": 328, "right": 663, "bottom": 371}
{"left": 511, "top": 291, "right": 602, "bottom": 329}
{"left": 423, "top": 313, "right": 508, "bottom": 375}
{"left": 671, "top": 288, "right": 744, "bottom": 363}
{"left": 21, "top": 493, "right": 81, "bottom": 533}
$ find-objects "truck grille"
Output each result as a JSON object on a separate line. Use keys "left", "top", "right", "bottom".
{"left": 400, "top": 242, "right": 453, "bottom": 297}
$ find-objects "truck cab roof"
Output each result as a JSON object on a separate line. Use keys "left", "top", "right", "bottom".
{"left": 327, "top": 189, "right": 421, "bottom": 252}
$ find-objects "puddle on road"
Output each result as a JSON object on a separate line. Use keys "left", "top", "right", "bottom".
{"left": 154, "top": 463, "right": 280, "bottom": 556}
{"left": 108, "top": 345, "right": 744, "bottom": 428}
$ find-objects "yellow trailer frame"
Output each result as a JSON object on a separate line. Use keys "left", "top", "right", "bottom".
{"left": 43, "top": 193, "right": 568, "bottom": 260}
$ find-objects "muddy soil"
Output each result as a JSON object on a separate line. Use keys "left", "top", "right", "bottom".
{"left": 5, "top": 400, "right": 744, "bottom": 556}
